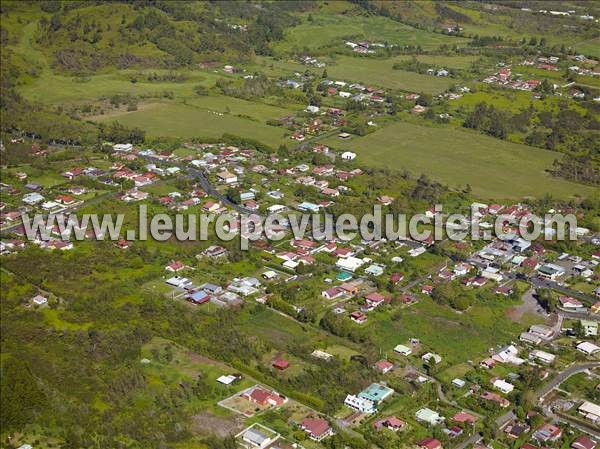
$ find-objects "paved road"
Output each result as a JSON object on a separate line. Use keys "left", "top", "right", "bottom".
{"left": 454, "top": 432, "right": 482, "bottom": 449}
{"left": 528, "top": 276, "right": 597, "bottom": 304}
{"left": 493, "top": 363, "right": 600, "bottom": 431}
{"left": 558, "top": 310, "right": 600, "bottom": 322}
{"left": 536, "top": 362, "right": 600, "bottom": 400}
{"left": 187, "top": 167, "right": 260, "bottom": 216}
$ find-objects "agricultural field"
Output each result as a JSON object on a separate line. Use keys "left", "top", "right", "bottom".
{"left": 270, "top": 12, "right": 470, "bottom": 56}
{"left": 320, "top": 120, "right": 596, "bottom": 199}
{"left": 17, "top": 70, "right": 215, "bottom": 105}
{"left": 94, "top": 101, "right": 291, "bottom": 146}
{"left": 255, "top": 55, "right": 460, "bottom": 94}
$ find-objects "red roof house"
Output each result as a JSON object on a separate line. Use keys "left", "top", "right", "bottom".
{"left": 373, "top": 359, "right": 394, "bottom": 374}
{"left": 272, "top": 357, "right": 290, "bottom": 371}
{"left": 571, "top": 436, "right": 597, "bottom": 449}
{"left": 417, "top": 437, "right": 442, "bottom": 449}
{"left": 374, "top": 416, "right": 406, "bottom": 431}
{"left": 300, "top": 417, "right": 333, "bottom": 441}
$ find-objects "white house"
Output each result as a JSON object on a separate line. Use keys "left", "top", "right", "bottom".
{"left": 217, "top": 171, "right": 238, "bottom": 184}
{"left": 492, "top": 345, "right": 520, "bottom": 364}
{"left": 344, "top": 394, "right": 375, "bottom": 414}
{"left": 422, "top": 353, "right": 442, "bottom": 364}
{"left": 577, "top": 341, "right": 600, "bottom": 356}
{"left": 341, "top": 151, "right": 356, "bottom": 160}
{"left": 23, "top": 192, "right": 45, "bottom": 205}
{"left": 529, "top": 350, "right": 555, "bottom": 364}
{"left": 238, "top": 425, "right": 278, "bottom": 449}
{"left": 113, "top": 143, "right": 133, "bottom": 152}
{"left": 493, "top": 379, "right": 514, "bottom": 394}
{"left": 578, "top": 401, "right": 600, "bottom": 424}
{"left": 32, "top": 294, "right": 48, "bottom": 306}
{"left": 336, "top": 256, "right": 364, "bottom": 272}
{"left": 415, "top": 408, "right": 444, "bottom": 426}
{"left": 394, "top": 344, "right": 412, "bottom": 356}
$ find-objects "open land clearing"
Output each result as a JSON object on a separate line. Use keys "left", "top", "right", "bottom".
{"left": 321, "top": 120, "right": 595, "bottom": 199}
{"left": 94, "top": 101, "right": 291, "bottom": 147}
{"left": 271, "top": 13, "right": 470, "bottom": 55}
{"left": 256, "top": 55, "right": 461, "bottom": 95}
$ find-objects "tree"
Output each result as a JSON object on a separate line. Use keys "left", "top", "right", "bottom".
{"left": 225, "top": 188, "right": 240, "bottom": 204}
{"left": 1, "top": 358, "right": 47, "bottom": 428}
{"left": 194, "top": 84, "right": 208, "bottom": 96}
{"left": 416, "top": 92, "right": 432, "bottom": 107}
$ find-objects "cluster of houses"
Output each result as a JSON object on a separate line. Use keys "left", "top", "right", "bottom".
{"left": 522, "top": 55, "right": 561, "bottom": 71}
{"left": 165, "top": 258, "right": 260, "bottom": 308}
{"left": 344, "top": 40, "right": 386, "bottom": 54}
{"left": 483, "top": 66, "right": 542, "bottom": 92}
{"left": 320, "top": 78, "right": 388, "bottom": 104}
{"left": 298, "top": 55, "right": 326, "bottom": 68}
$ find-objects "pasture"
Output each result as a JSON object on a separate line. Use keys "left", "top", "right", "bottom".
{"left": 17, "top": 69, "right": 218, "bottom": 105}
{"left": 320, "top": 120, "right": 595, "bottom": 199}
{"left": 271, "top": 13, "right": 469, "bottom": 55}
{"left": 255, "top": 55, "right": 458, "bottom": 94}
{"left": 94, "top": 101, "right": 290, "bottom": 146}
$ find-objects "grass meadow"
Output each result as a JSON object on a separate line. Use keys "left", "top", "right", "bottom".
{"left": 255, "top": 55, "right": 460, "bottom": 94}
{"left": 270, "top": 13, "right": 470, "bottom": 55}
{"left": 94, "top": 101, "right": 290, "bottom": 146}
{"left": 321, "top": 120, "right": 595, "bottom": 199}
{"left": 368, "top": 298, "right": 542, "bottom": 366}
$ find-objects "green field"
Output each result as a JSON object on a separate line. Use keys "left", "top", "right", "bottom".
{"left": 18, "top": 70, "right": 219, "bottom": 105}
{"left": 324, "top": 56, "right": 458, "bottom": 94}
{"left": 321, "top": 120, "right": 595, "bottom": 199}
{"left": 369, "top": 298, "right": 541, "bottom": 366}
{"left": 393, "top": 54, "right": 480, "bottom": 69}
{"left": 572, "top": 37, "right": 600, "bottom": 59}
{"left": 451, "top": 88, "right": 588, "bottom": 115}
{"left": 271, "top": 13, "right": 470, "bottom": 55}
{"left": 94, "top": 101, "right": 291, "bottom": 146}
{"left": 255, "top": 55, "right": 457, "bottom": 95}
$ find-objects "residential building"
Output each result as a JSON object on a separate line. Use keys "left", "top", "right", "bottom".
{"left": 394, "top": 344, "right": 412, "bottom": 356}
{"left": 416, "top": 408, "right": 444, "bottom": 426}
{"left": 344, "top": 394, "right": 375, "bottom": 414}
{"left": 578, "top": 401, "right": 600, "bottom": 424}
{"left": 571, "top": 436, "right": 597, "bottom": 449}
{"left": 300, "top": 418, "right": 333, "bottom": 441}
{"left": 374, "top": 416, "right": 406, "bottom": 431}
{"left": 417, "top": 437, "right": 442, "bottom": 449}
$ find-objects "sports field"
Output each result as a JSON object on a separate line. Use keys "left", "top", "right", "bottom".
{"left": 321, "top": 120, "right": 595, "bottom": 199}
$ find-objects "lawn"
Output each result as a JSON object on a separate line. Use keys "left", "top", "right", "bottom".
{"left": 572, "top": 36, "right": 600, "bottom": 59}
{"left": 320, "top": 120, "right": 595, "bottom": 200}
{"left": 237, "top": 307, "right": 316, "bottom": 349}
{"left": 94, "top": 101, "right": 291, "bottom": 147}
